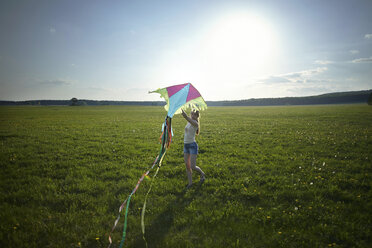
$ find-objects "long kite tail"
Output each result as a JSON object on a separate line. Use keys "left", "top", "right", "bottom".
{"left": 108, "top": 116, "right": 172, "bottom": 248}
{"left": 141, "top": 117, "right": 172, "bottom": 246}
{"left": 107, "top": 155, "right": 159, "bottom": 248}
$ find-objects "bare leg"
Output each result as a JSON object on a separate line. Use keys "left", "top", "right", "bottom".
{"left": 190, "top": 154, "right": 205, "bottom": 180}
{"left": 184, "top": 153, "right": 192, "bottom": 186}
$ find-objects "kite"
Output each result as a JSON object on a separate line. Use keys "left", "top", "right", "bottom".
{"left": 150, "top": 82, "right": 208, "bottom": 118}
{"left": 108, "top": 83, "right": 207, "bottom": 248}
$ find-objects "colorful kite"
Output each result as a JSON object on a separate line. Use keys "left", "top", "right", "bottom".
{"left": 150, "top": 82, "right": 208, "bottom": 118}
{"left": 108, "top": 83, "right": 207, "bottom": 247}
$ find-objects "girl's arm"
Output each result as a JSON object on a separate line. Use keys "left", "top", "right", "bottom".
{"left": 182, "top": 109, "right": 198, "bottom": 128}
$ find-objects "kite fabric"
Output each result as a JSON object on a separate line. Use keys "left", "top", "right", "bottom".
{"left": 108, "top": 83, "right": 206, "bottom": 247}
{"left": 149, "top": 82, "right": 207, "bottom": 118}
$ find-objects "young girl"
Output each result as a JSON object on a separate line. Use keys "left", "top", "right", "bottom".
{"left": 181, "top": 109, "right": 206, "bottom": 189}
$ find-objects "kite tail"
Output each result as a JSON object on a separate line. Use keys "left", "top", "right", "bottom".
{"left": 108, "top": 116, "right": 172, "bottom": 248}
{"left": 141, "top": 116, "right": 172, "bottom": 246}
{"left": 159, "top": 116, "right": 172, "bottom": 150}
{"left": 167, "top": 117, "right": 172, "bottom": 148}
{"left": 141, "top": 158, "right": 162, "bottom": 248}
{"left": 107, "top": 155, "right": 160, "bottom": 248}
{"left": 157, "top": 116, "right": 171, "bottom": 158}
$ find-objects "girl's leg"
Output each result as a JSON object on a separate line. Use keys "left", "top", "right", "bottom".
{"left": 190, "top": 154, "right": 205, "bottom": 179}
{"left": 184, "top": 153, "right": 192, "bottom": 186}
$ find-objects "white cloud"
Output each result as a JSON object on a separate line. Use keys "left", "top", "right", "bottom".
{"left": 283, "top": 67, "right": 327, "bottom": 78}
{"left": 352, "top": 56, "right": 372, "bottom": 63}
{"left": 261, "top": 76, "right": 291, "bottom": 84}
{"left": 39, "top": 79, "right": 73, "bottom": 86}
{"left": 315, "top": 60, "right": 333, "bottom": 65}
{"left": 349, "top": 50, "right": 359, "bottom": 54}
{"left": 259, "top": 67, "right": 328, "bottom": 84}
{"left": 85, "top": 86, "right": 109, "bottom": 92}
{"left": 365, "top": 34, "right": 372, "bottom": 39}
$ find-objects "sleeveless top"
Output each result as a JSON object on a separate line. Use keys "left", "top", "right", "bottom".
{"left": 184, "top": 122, "right": 198, "bottom": 144}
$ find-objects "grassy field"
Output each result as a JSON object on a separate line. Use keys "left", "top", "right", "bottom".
{"left": 0, "top": 104, "right": 371, "bottom": 247}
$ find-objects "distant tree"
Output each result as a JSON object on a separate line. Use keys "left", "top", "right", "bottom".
{"left": 70, "top": 98, "right": 78, "bottom": 106}
{"left": 368, "top": 93, "right": 372, "bottom": 105}
{"left": 70, "top": 98, "right": 88, "bottom": 106}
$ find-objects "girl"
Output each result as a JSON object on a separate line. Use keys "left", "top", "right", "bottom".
{"left": 181, "top": 109, "right": 206, "bottom": 189}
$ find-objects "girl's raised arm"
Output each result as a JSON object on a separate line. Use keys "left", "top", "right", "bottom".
{"left": 181, "top": 109, "right": 198, "bottom": 127}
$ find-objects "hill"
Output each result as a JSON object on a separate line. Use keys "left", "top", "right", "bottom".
{"left": 207, "top": 89, "right": 372, "bottom": 106}
{"left": 1, "top": 89, "right": 371, "bottom": 106}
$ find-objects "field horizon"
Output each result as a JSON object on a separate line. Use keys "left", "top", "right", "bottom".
{"left": 1, "top": 88, "right": 371, "bottom": 107}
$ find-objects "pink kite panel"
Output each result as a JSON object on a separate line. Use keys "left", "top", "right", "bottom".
{"left": 166, "top": 83, "right": 188, "bottom": 98}
{"left": 186, "top": 84, "right": 202, "bottom": 102}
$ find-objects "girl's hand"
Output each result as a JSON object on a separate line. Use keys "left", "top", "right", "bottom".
{"left": 181, "top": 109, "right": 187, "bottom": 118}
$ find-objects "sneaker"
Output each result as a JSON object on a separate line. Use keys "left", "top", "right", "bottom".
{"left": 200, "top": 176, "right": 205, "bottom": 184}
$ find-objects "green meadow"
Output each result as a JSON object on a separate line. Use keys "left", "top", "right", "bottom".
{"left": 0, "top": 105, "right": 371, "bottom": 248}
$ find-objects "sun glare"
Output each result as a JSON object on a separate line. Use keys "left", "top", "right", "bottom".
{"left": 202, "top": 12, "right": 277, "bottom": 80}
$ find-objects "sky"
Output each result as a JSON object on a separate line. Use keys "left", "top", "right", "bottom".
{"left": 0, "top": 0, "right": 371, "bottom": 101}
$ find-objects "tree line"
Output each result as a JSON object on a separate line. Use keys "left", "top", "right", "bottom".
{"left": 1, "top": 90, "right": 371, "bottom": 106}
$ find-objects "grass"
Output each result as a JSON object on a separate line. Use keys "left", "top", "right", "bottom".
{"left": 0, "top": 104, "right": 371, "bottom": 247}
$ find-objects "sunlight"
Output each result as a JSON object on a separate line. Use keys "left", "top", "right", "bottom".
{"left": 202, "top": 12, "right": 277, "bottom": 80}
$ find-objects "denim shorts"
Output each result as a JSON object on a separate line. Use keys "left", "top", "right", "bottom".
{"left": 184, "top": 142, "right": 198, "bottom": 154}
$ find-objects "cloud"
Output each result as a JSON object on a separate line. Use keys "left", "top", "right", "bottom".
{"left": 302, "top": 78, "right": 332, "bottom": 84}
{"left": 49, "top": 27, "right": 56, "bottom": 34}
{"left": 261, "top": 76, "right": 291, "bottom": 84}
{"left": 365, "top": 34, "right": 372, "bottom": 39}
{"left": 351, "top": 56, "right": 372, "bottom": 63}
{"left": 259, "top": 67, "right": 328, "bottom": 84}
{"left": 85, "top": 86, "right": 108, "bottom": 92}
{"left": 349, "top": 50, "right": 359, "bottom": 54}
{"left": 282, "top": 67, "right": 327, "bottom": 78}
{"left": 314, "top": 60, "right": 333, "bottom": 65}
{"left": 39, "top": 79, "right": 73, "bottom": 86}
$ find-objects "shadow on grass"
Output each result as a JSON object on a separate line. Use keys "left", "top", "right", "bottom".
{"left": 133, "top": 184, "right": 203, "bottom": 247}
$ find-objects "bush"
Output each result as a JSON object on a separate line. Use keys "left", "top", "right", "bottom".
{"left": 70, "top": 98, "right": 87, "bottom": 106}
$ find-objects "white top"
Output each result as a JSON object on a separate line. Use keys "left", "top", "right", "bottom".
{"left": 184, "top": 122, "right": 198, "bottom": 144}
